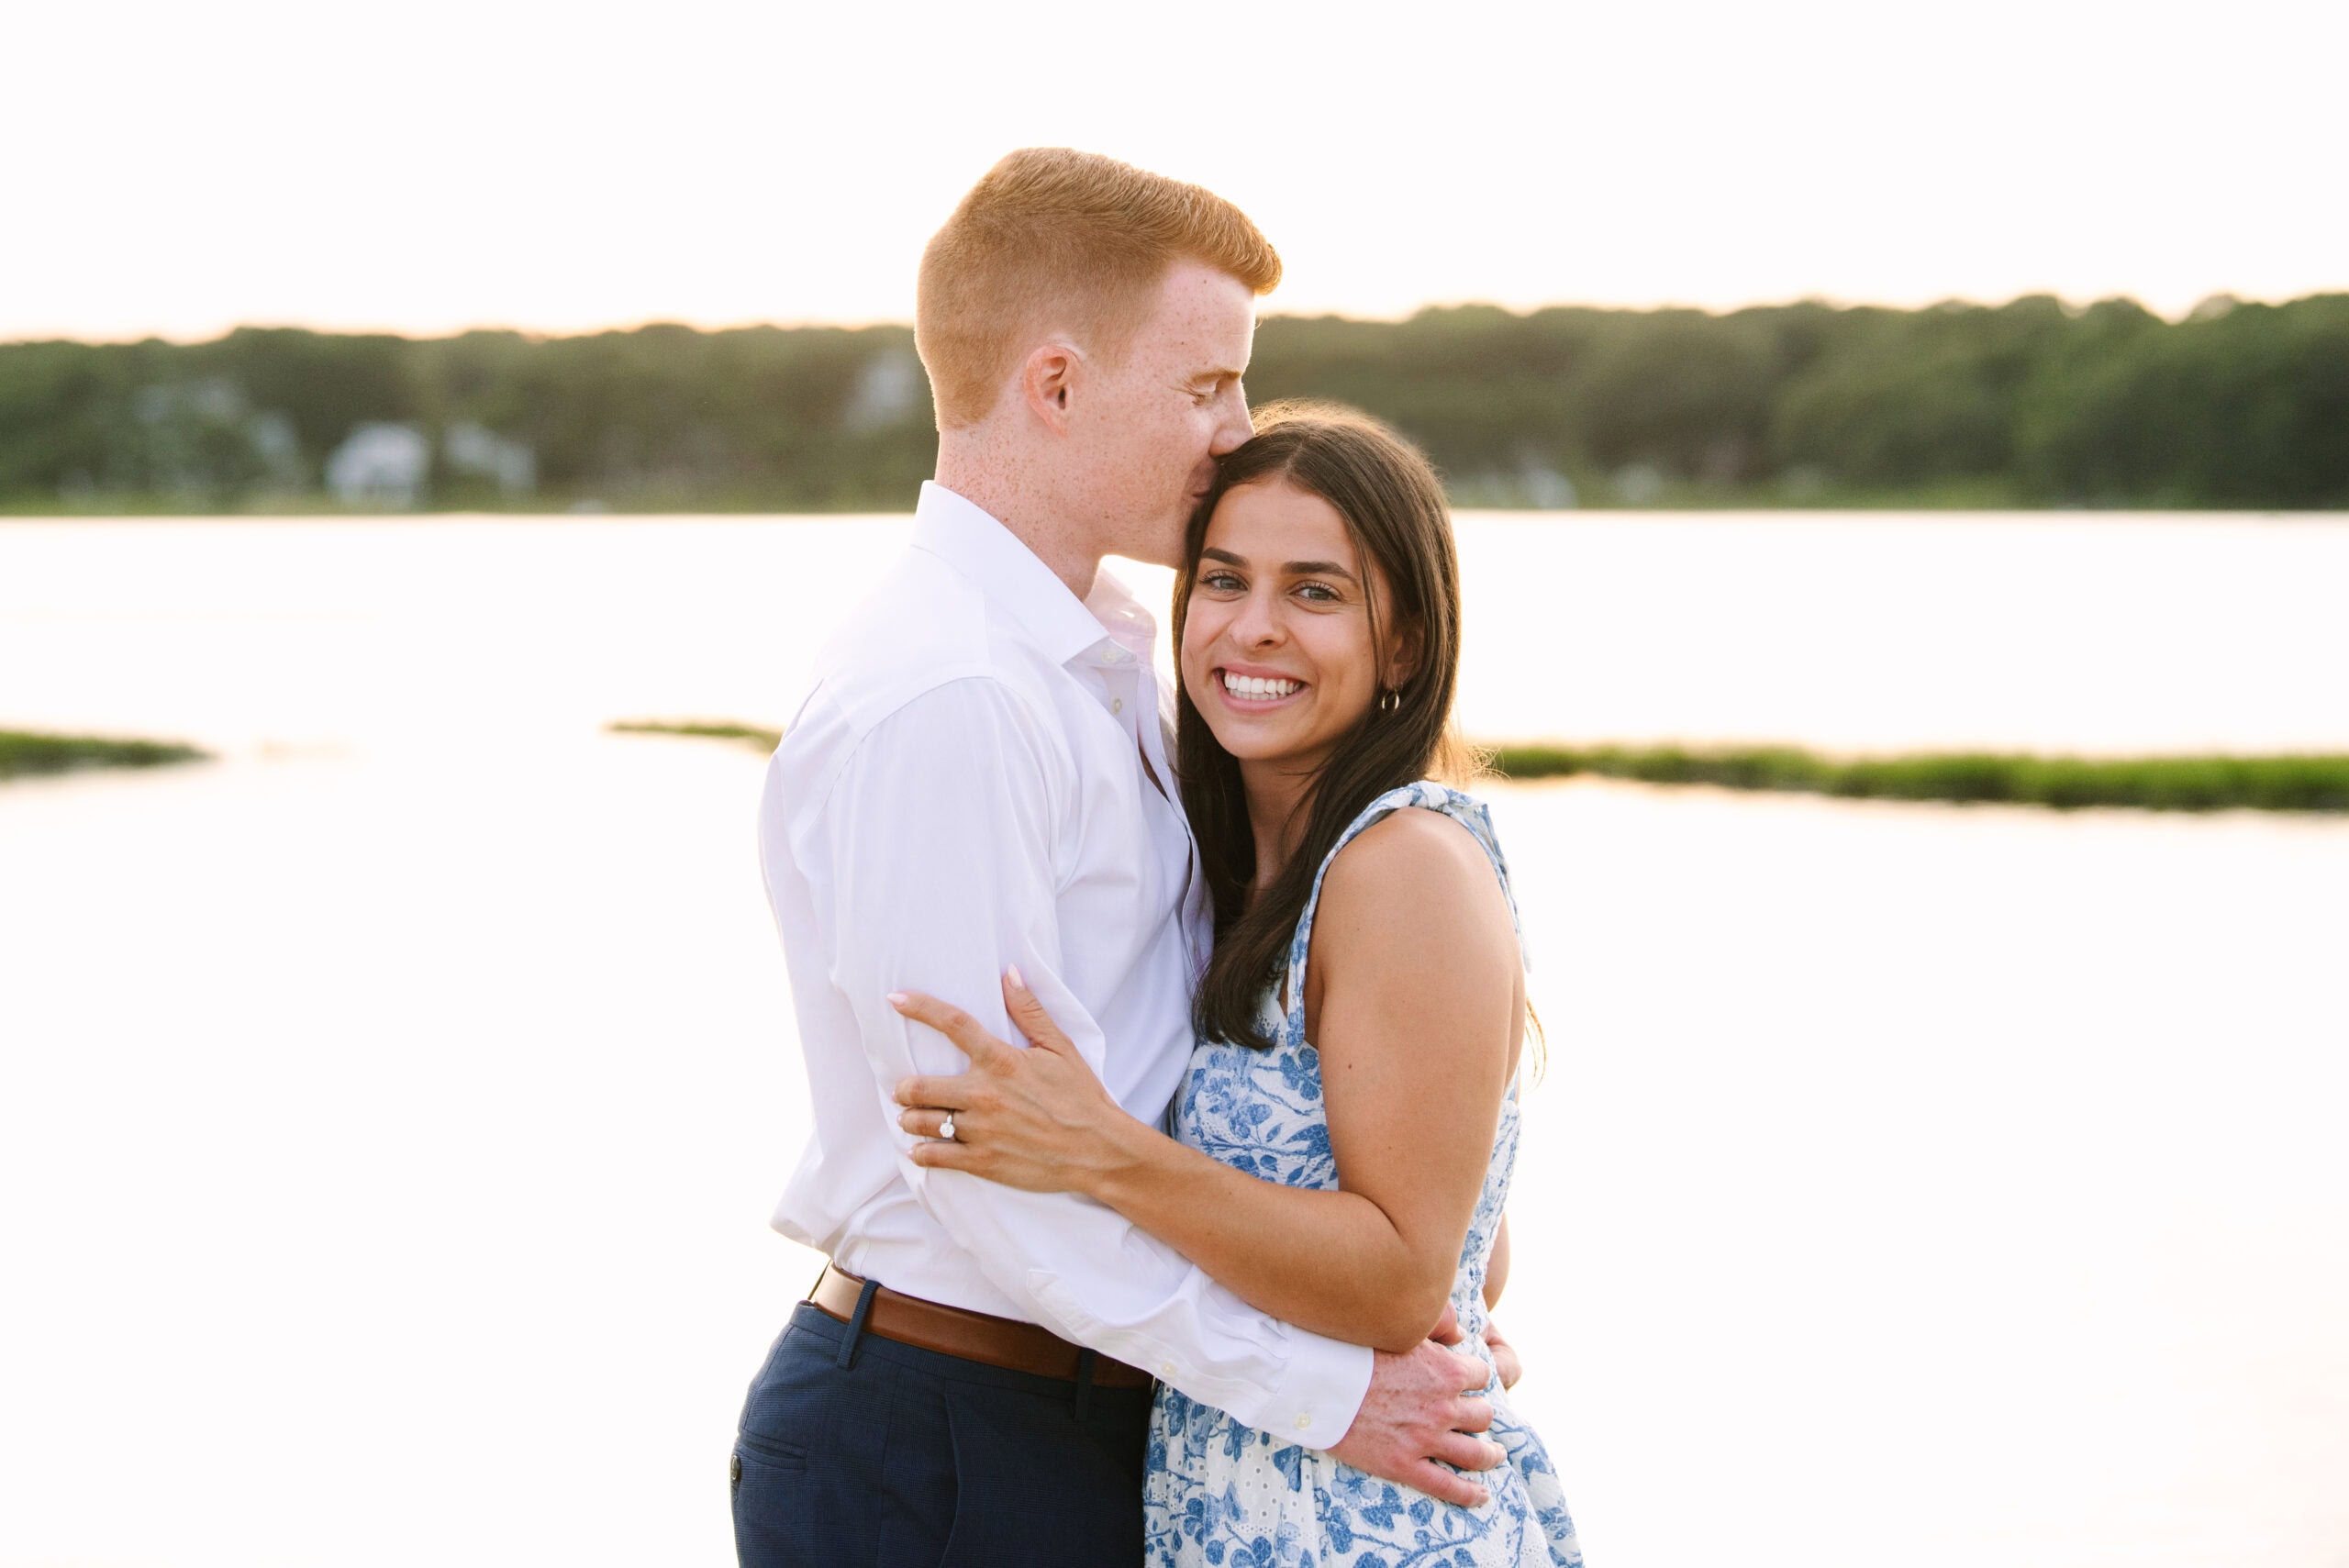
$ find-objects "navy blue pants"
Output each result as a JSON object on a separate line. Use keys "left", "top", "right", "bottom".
{"left": 731, "top": 1301, "right": 1153, "bottom": 1567}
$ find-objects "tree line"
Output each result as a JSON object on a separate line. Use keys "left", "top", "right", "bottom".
{"left": 4, "top": 293, "right": 2343, "bottom": 512}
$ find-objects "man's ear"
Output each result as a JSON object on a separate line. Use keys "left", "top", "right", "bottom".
{"left": 1020, "top": 341, "right": 1082, "bottom": 433}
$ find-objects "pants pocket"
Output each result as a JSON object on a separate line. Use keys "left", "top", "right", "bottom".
{"left": 736, "top": 1431, "right": 808, "bottom": 1472}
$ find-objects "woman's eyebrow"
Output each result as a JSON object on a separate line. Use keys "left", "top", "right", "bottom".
{"left": 1199, "top": 547, "right": 1356, "bottom": 584}
{"left": 1284, "top": 560, "right": 1357, "bottom": 582}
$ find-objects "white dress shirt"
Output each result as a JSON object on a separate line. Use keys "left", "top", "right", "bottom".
{"left": 757, "top": 482, "right": 1374, "bottom": 1447}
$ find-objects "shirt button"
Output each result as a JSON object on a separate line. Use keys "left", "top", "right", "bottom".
{"left": 1111, "top": 698, "right": 1123, "bottom": 714}
{"left": 1295, "top": 1414, "right": 1312, "bottom": 1430}
{"left": 1158, "top": 1360, "right": 1177, "bottom": 1377}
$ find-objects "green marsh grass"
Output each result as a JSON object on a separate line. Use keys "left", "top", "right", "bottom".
{"left": 0, "top": 729, "right": 208, "bottom": 780}
{"left": 607, "top": 719, "right": 782, "bottom": 749}
{"left": 1486, "top": 744, "right": 2349, "bottom": 813}
{"left": 607, "top": 720, "right": 2349, "bottom": 814}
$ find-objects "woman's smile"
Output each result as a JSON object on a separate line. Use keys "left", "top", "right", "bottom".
{"left": 1212, "top": 662, "right": 1309, "bottom": 707}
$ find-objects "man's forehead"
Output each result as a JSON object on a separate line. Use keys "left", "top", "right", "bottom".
{"left": 1146, "top": 262, "right": 1258, "bottom": 365}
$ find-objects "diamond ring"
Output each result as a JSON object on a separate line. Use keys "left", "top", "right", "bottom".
{"left": 937, "top": 1114, "right": 956, "bottom": 1141}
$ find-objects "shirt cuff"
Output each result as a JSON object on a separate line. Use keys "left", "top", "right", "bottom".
{"left": 1022, "top": 1267, "right": 1375, "bottom": 1451}
{"left": 1258, "top": 1329, "right": 1375, "bottom": 1451}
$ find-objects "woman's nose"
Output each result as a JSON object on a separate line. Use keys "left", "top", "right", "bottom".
{"left": 1230, "top": 591, "right": 1283, "bottom": 646}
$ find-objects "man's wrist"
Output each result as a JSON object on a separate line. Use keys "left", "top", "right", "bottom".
{"left": 1266, "top": 1332, "right": 1375, "bottom": 1451}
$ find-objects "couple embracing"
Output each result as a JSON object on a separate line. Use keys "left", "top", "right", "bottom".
{"left": 737, "top": 149, "right": 1581, "bottom": 1567}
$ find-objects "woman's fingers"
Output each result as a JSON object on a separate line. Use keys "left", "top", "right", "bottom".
{"left": 892, "top": 1075, "right": 970, "bottom": 1110}
{"left": 887, "top": 990, "right": 1016, "bottom": 1067}
{"left": 1483, "top": 1318, "right": 1524, "bottom": 1391}
{"left": 1000, "top": 966, "right": 1078, "bottom": 1055}
{"left": 896, "top": 1106, "right": 959, "bottom": 1140}
{"left": 907, "top": 1136, "right": 978, "bottom": 1172}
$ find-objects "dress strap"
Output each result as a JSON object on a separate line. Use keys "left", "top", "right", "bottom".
{"left": 1277, "top": 781, "right": 1529, "bottom": 1047}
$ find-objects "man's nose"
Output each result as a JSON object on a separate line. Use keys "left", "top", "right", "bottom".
{"left": 1208, "top": 381, "right": 1252, "bottom": 457}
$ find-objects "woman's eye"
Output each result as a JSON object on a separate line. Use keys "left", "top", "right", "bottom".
{"left": 1200, "top": 572, "right": 1244, "bottom": 592}
{"left": 1295, "top": 582, "right": 1339, "bottom": 603}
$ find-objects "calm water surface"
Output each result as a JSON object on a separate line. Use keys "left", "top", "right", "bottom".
{"left": 3, "top": 515, "right": 2345, "bottom": 1568}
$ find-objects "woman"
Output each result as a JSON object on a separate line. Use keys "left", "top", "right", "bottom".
{"left": 889, "top": 404, "right": 1581, "bottom": 1567}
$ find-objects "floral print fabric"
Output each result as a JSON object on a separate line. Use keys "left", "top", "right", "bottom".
{"left": 1143, "top": 783, "right": 1582, "bottom": 1567}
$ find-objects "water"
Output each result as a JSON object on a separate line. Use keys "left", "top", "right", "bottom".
{"left": 3, "top": 514, "right": 2345, "bottom": 1568}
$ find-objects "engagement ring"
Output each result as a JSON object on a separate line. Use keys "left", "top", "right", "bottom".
{"left": 937, "top": 1115, "right": 956, "bottom": 1140}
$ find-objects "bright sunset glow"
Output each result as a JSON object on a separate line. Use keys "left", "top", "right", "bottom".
{"left": 5, "top": 0, "right": 2343, "bottom": 342}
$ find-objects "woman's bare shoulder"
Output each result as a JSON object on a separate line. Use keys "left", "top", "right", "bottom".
{"left": 1306, "top": 802, "right": 1521, "bottom": 1089}
{"left": 1314, "top": 803, "right": 1516, "bottom": 973}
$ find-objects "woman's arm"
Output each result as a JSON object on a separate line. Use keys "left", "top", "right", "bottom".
{"left": 1485, "top": 1214, "right": 1510, "bottom": 1311}
{"left": 892, "top": 807, "right": 1522, "bottom": 1352}
{"left": 1481, "top": 1218, "right": 1522, "bottom": 1389}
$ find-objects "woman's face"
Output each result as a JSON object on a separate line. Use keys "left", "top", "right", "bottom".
{"left": 1180, "top": 477, "right": 1400, "bottom": 773}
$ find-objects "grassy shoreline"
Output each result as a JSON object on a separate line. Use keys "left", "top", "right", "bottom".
{"left": 0, "top": 729, "right": 209, "bottom": 780}
{"left": 608, "top": 719, "right": 782, "bottom": 748}
{"left": 611, "top": 720, "right": 2349, "bottom": 814}
{"left": 1486, "top": 743, "right": 2349, "bottom": 813}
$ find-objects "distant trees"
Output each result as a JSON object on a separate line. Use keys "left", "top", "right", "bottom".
{"left": 0, "top": 324, "right": 936, "bottom": 512}
{"left": 1249, "top": 294, "right": 2349, "bottom": 506}
{"left": 4, "top": 295, "right": 2343, "bottom": 511}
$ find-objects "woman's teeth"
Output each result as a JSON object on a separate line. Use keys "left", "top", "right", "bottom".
{"left": 1222, "top": 672, "right": 1301, "bottom": 700}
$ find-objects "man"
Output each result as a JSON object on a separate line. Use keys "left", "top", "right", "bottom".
{"left": 739, "top": 148, "right": 1500, "bottom": 1565}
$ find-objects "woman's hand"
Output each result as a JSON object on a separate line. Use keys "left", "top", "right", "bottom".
{"left": 1482, "top": 1315, "right": 1524, "bottom": 1392}
{"left": 889, "top": 968, "right": 1149, "bottom": 1196}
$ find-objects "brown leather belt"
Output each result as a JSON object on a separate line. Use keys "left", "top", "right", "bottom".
{"left": 808, "top": 1264, "right": 1153, "bottom": 1388}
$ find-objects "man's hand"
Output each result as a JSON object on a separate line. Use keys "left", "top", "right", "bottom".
{"left": 1328, "top": 1326, "right": 1503, "bottom": 1509}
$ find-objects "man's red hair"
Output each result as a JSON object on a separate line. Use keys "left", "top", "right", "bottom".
{"left": 916, "top": 148, "right": 1282, "bottom": 429}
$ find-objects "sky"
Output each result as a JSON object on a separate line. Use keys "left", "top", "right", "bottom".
{"left": 5, "top": 0, "right": 2344, "bottom": 342}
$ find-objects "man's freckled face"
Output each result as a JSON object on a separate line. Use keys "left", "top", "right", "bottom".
{"left": 1083, "top": 262, "right": 1257, "bottom": 568}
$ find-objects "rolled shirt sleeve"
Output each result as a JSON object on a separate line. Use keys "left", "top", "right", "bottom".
{"left": 793, "top": 676, "right": 1374, "bottom": 1447}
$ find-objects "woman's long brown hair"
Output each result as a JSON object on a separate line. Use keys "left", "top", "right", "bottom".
{"left": 1174, "top": 401, "right": 1476, "bottom": 1051}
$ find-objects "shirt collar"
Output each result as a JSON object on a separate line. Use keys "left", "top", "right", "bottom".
{"left": 911, "top": 481, "right": 1158, "bottom": 670}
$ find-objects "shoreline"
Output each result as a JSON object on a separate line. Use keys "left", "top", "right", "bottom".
{"left": 609, "top": 722, "right": 2349, "bottom": 814}
{"left": 0, "top": 729, "right": 210, "bottom": 781}
{"left": 1485, "top": 743, "right": 2349, "bottom": 814}
{"left": 20, "top": 719, "right": 2339, "bottom": 814}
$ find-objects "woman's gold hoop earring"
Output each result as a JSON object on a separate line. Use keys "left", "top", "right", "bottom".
{"left": 1378, "top": 688, "right": 1402, "bottom": 714}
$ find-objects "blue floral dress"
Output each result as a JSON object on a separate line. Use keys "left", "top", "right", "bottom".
{"left": 1143, "top": 782, "right": 1582, "bottom": 1568}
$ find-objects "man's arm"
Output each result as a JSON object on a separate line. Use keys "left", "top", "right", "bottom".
{"left": 890, "top": 807, "right": 1518, "bottom": 1352}
{"left": 793, "top": 677, "right": 1382, "bottom": 1442}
